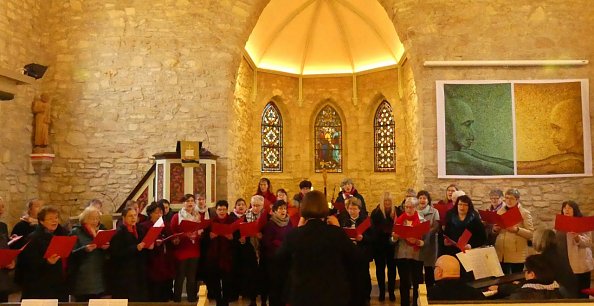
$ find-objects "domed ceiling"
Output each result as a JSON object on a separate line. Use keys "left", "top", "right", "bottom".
{"left": 245, "top": 0, "right": 405, "bottom": 75}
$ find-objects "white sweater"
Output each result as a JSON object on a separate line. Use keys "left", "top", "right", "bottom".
{"left": 566, "top": 232, "right": 594, "bottom": 274}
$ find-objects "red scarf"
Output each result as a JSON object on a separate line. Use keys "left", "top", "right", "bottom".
{"left": 125, "top": 224, "right": 138, "bottom": 239}
{"left": 396, "top": 211, "right": 421, "bottom": 250}
{"left": 343, "top": 188, "right": 358, "bottom": 199}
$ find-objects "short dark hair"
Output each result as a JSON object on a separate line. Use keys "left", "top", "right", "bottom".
{"left": 272, "top": 200, "right": 287, "bottom": 212}
{"left": 37, "top": 205, "right": 59, "bottom": 221}
{"left": 157, "top": 199, "right": 170, "bottom": 206}
{"left": 417, "top": 190, "right": 432, "bottom": 206}
{"left": 181, "top": 194, "right": 194, "bottom": 203}
{"left": 276, "top": 188, "right": 288, "bottom": 196}
{"left": 455, "top": 195, "right": 475, "bottom": 212}
{"left": 299, "top": 180, "right": 312, "bottom": 189}
{"left": 561, "top": 200, "right": 583, "bottom": 217}
{"left": 346, "top": 197, "right": 361, "bottom": 209}
{"left": 301, "top": 190, "right": 328, "bottom": 219}
{"left": 146, "top": 201, "right": 165, "bottom": 215}
{"left": 524, "top": 254, "right": 555, "bottom": 284}
{"left": 216, "top": 200, "right": 229, "bottom": 208}
{"left": 235, "top": 198, "right": 246, "bottom": 206}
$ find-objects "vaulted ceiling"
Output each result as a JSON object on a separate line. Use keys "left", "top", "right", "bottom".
{"left": 245, "top": 0, "right": 405, "bottom": 75}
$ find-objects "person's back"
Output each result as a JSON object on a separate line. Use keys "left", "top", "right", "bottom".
{"left": 428, "top": 255, "right": 484, "bottom": 301}
{"left": 428, "top": 278, "right": 485, "bottom": 301}
{"left": 278, "top": 219, "right": 357, "bottom": 306}
{"left": 275, "top": 190, "right": 359, "bottom": 306}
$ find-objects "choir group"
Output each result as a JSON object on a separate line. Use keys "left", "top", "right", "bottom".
{"left": 0, "top": 178, "right": 591, "bottom": 306}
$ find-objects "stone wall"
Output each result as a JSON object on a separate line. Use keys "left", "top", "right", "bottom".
{"left": 31, "top": 0, "right": 268, "bottom": 217}
{"left": 246, "top": 68, "right": 413, "bottom": 207}
{"left": 380, "top": 0, "right": 594, "bottom": 227}
{"left": 0, "top": 0, "right": 49, "bottom": 225}
{"left": 3, "top": 0, "right": 594, "bottom": 230}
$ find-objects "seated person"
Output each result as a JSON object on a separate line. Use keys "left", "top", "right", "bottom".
{"left": 428, "top": 255, "right": 485, "bottom": 301}
{"left": 507, "top": 254, "right": 563, "bottom": 300}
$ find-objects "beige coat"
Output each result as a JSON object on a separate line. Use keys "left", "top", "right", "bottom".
{"left": 566, "top": 232, "right": 594, "bottom": 274}
{"left": 494, "top": 203, "right": 534, "bottom": 263}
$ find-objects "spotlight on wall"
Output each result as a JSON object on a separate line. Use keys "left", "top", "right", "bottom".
{"left": 23, "top": 63, "right": 48, "bottom": 79}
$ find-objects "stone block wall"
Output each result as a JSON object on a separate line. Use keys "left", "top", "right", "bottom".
{"left": 0, "top": 0, "right": 49, "bottom": 225}
{"left": 244, "top": 68, "right": 414, "bottom": 207}
{"left": 380, "top": 0, "right": 594, "bottom": 227}
{"left": 15, "top": 0, "right": 268, "bottom": 219}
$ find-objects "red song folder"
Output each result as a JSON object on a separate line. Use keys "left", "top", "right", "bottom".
{"left": 239, "top": 222, "right": 260, "bottom": 237}
{"left": 342, "top": 218, "right": 371, "bottom": 239}
{"left": 479, "top": 207, "right": 523, "bottom": 228}
{"left": 0, "top": 249, "right": 21, "bottom": 268}
{"left": 445, "top": 229, "right": 473, "bottom": 253}
{"left": 555, "top": 214, "right": 594, "bottom": 233}
{"left": 333, "top": 201, "right": 345, "bottom": 214}
{"left": 44, "top": 236, "right": 77, "bottom": 259}
{"left": 211, "top": 221, "right": 240, "bottom": 236}
{"left": 180, "top": 219, "right": 211, "bottom": 233}
{"left": 343, "top": 228, "right": 357, "bottom": 239}
{"left": 257, "top": 211, "right": 269, "bottom": 230}
{"left": 141, "top": 226, "right": 164, "bottom": 248}
{"left": 433, "top": 203, "right": 451, "bottom": 226}
{"left": 393, "top": 221, "right": 431, "bottom": 239}
{"left": 92, "top": 229, "right": 116, "bottom": 247}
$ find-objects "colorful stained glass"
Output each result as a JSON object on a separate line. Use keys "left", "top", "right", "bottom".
{"left": 374, "top": 100, "right": 396, "bottom": 172}
{"left": 261, "top": 102, "right": 283, "bottom": 172}
{"left": 314, "top": 105, "right": 342, "bottom": 173}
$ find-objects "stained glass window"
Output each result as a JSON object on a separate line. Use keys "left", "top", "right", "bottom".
{"left": 314, "top": 105, "right": 342, "bottom": 173}
{"left": 374, "top": 100, "right": 396, "bottom": 172}
{"left": 261, "top": 102, "right": 283, "bottom": 172}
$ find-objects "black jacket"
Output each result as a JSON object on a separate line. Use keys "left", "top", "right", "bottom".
{"left": 443, "top": 210, "right": 486, "bottom": 256}
{"left": 369, "top": 205, "right": 395, "bottom": 256}
{"left": 428, "top": 278, "right": 485, "bottom": 301}
{"left": 335, "top": 190, "right": 367, "bottom": 216}
{"left": 508, "top": 280, "right": 563, "bottom": 300}
{"left": 275, "top": 219, "right": 360, "bottom": 306}
{"left": 107, "top": 224, "right": 148, "bottom": 301}
{"left": 17, "top": 225, "right": 69, "bottom": 301}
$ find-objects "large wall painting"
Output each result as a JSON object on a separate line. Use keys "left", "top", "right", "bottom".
{"left": 437, "top": 79, "right": 591, "bottom": 178}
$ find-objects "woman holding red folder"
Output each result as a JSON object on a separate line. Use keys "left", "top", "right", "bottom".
{"left": 170, "top": 193, "right": 201, "bottom": 303}
{"left": 443, "top": 195, "right": 486, "bottom": 256}
{"left": 17, "top": 205, "right": 69, "bottom": 301}
{"left": 206, "top": 200, "right": 235, "bottom": 306}
{"left": 108, "top": 207, "right": 149, "bottom": 301}
{"left": 558, "top": 201, "right": 593, "bottom": 298}
{"left": 392, "top": 197, "right": 425, "bottom": 306}
{"left": 339, "top": 197, "right": 372, "bottom": 306}
{"left": 68, "top": 206, "right": 110, "bottom": 301}
{"left": 229, "top": 198, "right": 256, "bottom": 303}
{"left": 140, "top": 201, "right": 175, "bottom": 302}
{"left": 493, "top": 189, "right": 534, "bottom": 275}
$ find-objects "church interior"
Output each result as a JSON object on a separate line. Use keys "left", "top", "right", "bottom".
{"left": 1, "top": 0, "right": 594, "bottom": 305}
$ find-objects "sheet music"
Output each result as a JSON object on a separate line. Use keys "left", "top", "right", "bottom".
{"left": 88, "top": 299, "right": 128, "bottom": 306}
{"left": 456, "top": 246, "right": 504, "bottom": 280}
{"left": 21, "top": 299, "right": 58, "bottom": 306}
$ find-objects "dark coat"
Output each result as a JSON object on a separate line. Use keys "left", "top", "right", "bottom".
{"left": 68, "top": 225, "right": 107, "bottom": 296}
{"left": 138, "top": 220, "right": 175, "bottom": 281}
{"left": 10, "top": 220, "right": 36, "bottom": 250}
{"left": 540, "top": 245, "right": 579, "bottom": 298}
{"left": 428, "top": 278, "right": 485, "bottom": 301}
{"left": 508, "top": 280, "right": 563, "bottom": 300}
{"left": 339, "top": 214, "right": 373, "bottom": 261}
{"left": 107, "top": 224, "right": 148, "bottom": 301}
{"left": 275, "top": 219, "right": 360, "bottom": 306}
{"left": 369, "top": 205, "right": 395, "bottom": 258}
{"left": 17, "top": 225, "right": 69, "bottom": 301}
{"left": 335, "top": 190, "right": 367, "bottom": 216}
{"left": 443, "top": 210, "right": 486, "bottom": 256}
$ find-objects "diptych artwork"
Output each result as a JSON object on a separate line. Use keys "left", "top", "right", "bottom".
{"left": 437, "top": 79, "right": 591, "bottom": 178}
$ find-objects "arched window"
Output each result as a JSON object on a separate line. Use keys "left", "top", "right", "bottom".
{"left": 374, "top": 100, "right": 396, "bottom": 172}
{"left": 314, "top": 105, "right": 342, "bottom": 173}
{"left": 261, "top": 102, "right": 283, "bottom": 172}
